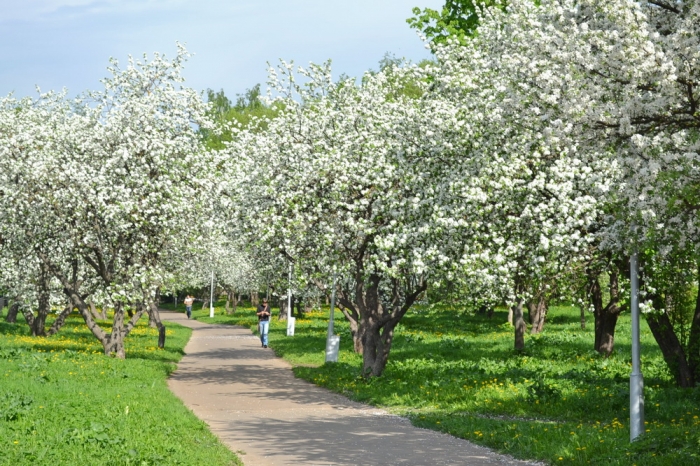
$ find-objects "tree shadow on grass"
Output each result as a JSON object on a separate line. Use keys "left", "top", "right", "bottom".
{"left": 1, "top": 312, "right": 191, "bottom": 364}
{"left": 0, "top": 320, "right": 28, "bottom": 336}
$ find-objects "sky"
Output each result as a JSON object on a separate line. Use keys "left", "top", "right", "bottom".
{"left": 0, "top": 0, "right": 443, "bottom": 100}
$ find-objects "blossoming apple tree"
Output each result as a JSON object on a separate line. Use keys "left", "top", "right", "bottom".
{"left": 0, "top": 45, "right": 215, "bottom": 358}
{"left": 222, "top": 61, "right": 466, "bottom": 377}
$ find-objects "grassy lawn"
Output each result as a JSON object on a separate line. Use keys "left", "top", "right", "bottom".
{"left": 178, "top": 300, "right": 700, "bottom": 465}
{"left": 0, "top": 309, "right": 242, "bottom": 466}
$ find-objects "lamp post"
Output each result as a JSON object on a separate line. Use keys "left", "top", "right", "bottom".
{"left": 326, "top": 272, "right": 337, "bottom": 340}
{"left": 286, "top": 263, "right": 295, "bottom": 336}
{"left": 630, "top": 252, "right": 644, "bottom": 441}
{"left": 209, "top": 270, "right": 215, "bottom": 318}
{"left": 325, "top": 272, "right": 339, "bottom": 362}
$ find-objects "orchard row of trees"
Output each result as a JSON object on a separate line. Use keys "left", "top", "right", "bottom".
{"left": 1, "top": 1, "right": 699, "bottom": 387}
{"left": 0, "top": 46, "right": 263, "bottom": 357}
{"left": 219, "top": 0, "right": 700, "bottom": 383}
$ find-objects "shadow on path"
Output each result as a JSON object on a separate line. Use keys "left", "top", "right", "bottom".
{"left": 161, "top": 310, "right": 539, "bottom": 466}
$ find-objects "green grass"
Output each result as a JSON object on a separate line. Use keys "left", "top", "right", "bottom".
{"left": 0, "top": 310, "right": 242, "bottom": 466}
{"left": 186, "top": 300, "right": 700, "bottom": 465}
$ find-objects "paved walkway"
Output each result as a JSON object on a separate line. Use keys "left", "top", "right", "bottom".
{"left": 161, "top": 311, "right": 538, "bottom": 466}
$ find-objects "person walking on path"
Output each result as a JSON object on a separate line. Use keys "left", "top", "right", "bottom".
{"left": 184, "top": 295, "right": 194, "bottom": 319}
{"left": 256, "top": 298, "right": 270, "bottom": 348}
{"left": 161, "top": 310, "right": 538, "bottom": 465}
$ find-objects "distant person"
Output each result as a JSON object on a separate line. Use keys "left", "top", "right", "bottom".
{"left": 256, "top": 298, "right": 271, "bottom": 348}
{"left": 184, "top": 295, "right": 194, "bottom": 319}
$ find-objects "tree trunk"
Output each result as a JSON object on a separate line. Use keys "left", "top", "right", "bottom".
{"left": 338, "top": 273, "right": 427, "bottom": 377}
{"left": 362, "top": 320, "right": 398, "bottom": 378}
{"left": 595, "top": 310, "right": 619, "bottom": 356}
{"left": 148, "top": 309, "right": 157, "bottom": 328}
{"left": 646, "top": 309, "right": 695, "bottom": 387}
{"left": 102, "top": 302, "right": 147, "bottom": 358}
{"left": 88, "top": 300, "right": 100, "bottom": 320}
{"left": 104, "top": 303, "right": 127, "bottom": 358}
{"left": 30, "top": 263, "right": 53, "bottom": 337}
{"left": 338, "top": 302, "right": 363, "bottom": 353}
{"left": 5, "top": 302, "right": 19, "bottom": 323}
{"left": 201, "top": 288, "right": 209, "bottom": 310}
{"left": 21, "top": 308, "right": 35, "bottom": 329}
{"left": 31, "top": 309, "right": 48, "bottom": 337}
{"left": 589, "top": 265, "right": 621, "bottom": 356}
{"left": 580, "top": 306, "right": 586, "bottom": 330}
{"left": 530, "top": 294, "right": 548, "bottom": 334}
{"left": 278, "top": 296, "right": 288, "bottom": 321}
{"left": 513, "top": 298, "right": 526, "bottom": 351}
{"left": 507, "top": 306, "right": 513, "bottom": 325}
{"left": 148, "top": 288, "right": 161, "bottom": 328}
{"left": 147, "top": 292, "right": 166, "bottom": 349}
{"left": 295, "top": 296, "right": 304, "bottom": 318}
{"left": 47, "top": 304, "right": 72, "bottom": 336}
{"left": 687, "top": 271, "right": 700, "bottom": 383}
{"left": 251, "top": 291, "right": 259, "bottom": 307}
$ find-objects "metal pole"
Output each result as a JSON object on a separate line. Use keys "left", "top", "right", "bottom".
{"left": 209, "top": 270, "right": 215, "bottom": 318}
{"left": 327, "top": 272, "right": 337, "bottom": 340}
{"left": 287, "top": 264, "right": 292, "bottom": 322}
{"left": 286, "top": 263, "right": 295, "bottom": 336}
{"left": 630, "top": 252, "right": 644, "bottom": 441}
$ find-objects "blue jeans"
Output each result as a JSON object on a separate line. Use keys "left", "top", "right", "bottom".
{"left": 259, "top": 320, "right": 269, "bottom": 346}
{"left": 186, "top": 306, "right": 192, "bottom": 318}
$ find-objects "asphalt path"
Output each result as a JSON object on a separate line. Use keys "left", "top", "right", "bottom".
{"left": 161, "top": 310, "right": 539, "bottom": 466}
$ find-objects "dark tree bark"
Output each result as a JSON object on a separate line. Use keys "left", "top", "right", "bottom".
{"left": 588, "top": 264, "right": 622, "bottom": 356}
{"left": 529, "top": 294, "right": 548, "bottom": 334}
{"left": 5, "top": 302, "right": 19, "bottom": 323}
{"left": 148, "top": 288, "right": 161, "bottom": 328}
{"left": 88, "top": 299, "right": 100, "bottom": 321}
{"left": 687, "top": 271, "right": 700, "bottom": 382}
{"left": 278, "top": 296, "right": 288, "bottom": 321}
{"left": 200, "top": 287, "right": 208, "bottom": 310}
{"left": 101, "top": 302, "right": 146, "bottom": 358}
{"left": 646, "top": 305, "right": 694, "bottom": 387}
{"left": 224, "top": 290, "right": 235, "bottom": 315}
{"left": 295, "top": 295, "right": 306, "bottom": 318}
{"left": 146, "top": 290, "right": 166, "bottom": 349}
{"left": 338, "top": 301, "right": 364, "bottom": 353}
{"left": 21, "top": 308, "right": 35, "bottom": 329}
{"left": 337, "top": 273, "right": 427, "bottom": 377}
{"left": 580, "top": 306, "right": 586, "bottom": 330}
{"left": 28, "top": 262, "right": 53, "bottom": 337}
{"left": 46, "top": 257, "right": 145, "bottom": 359}
{"left": 47, "top": 304, "right": 72, "bottom": 336}
{"left": 513, "top": 298, "right": 526, "bottom": 351}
